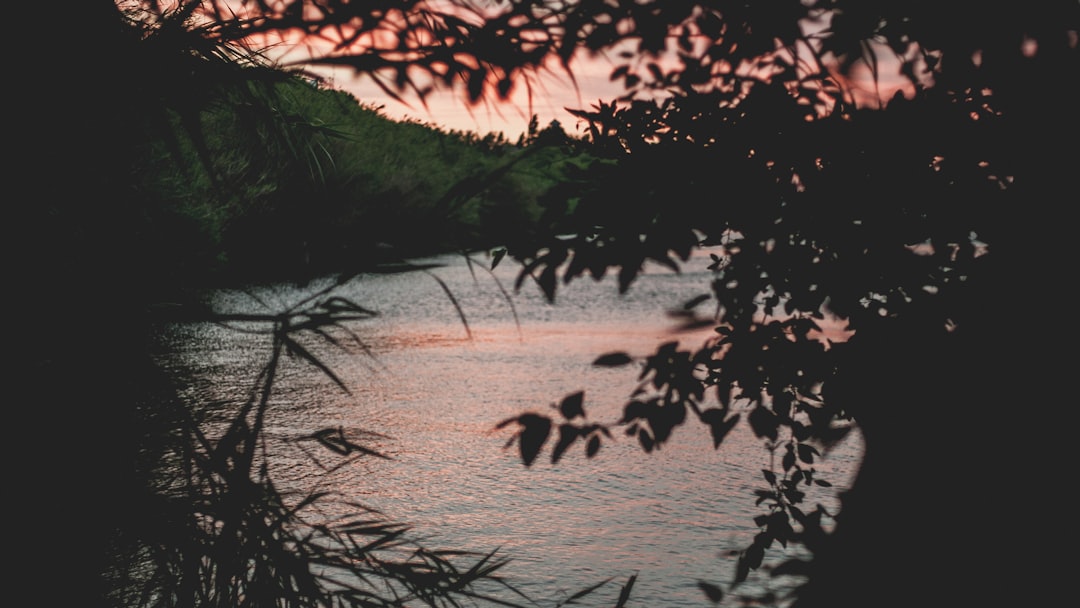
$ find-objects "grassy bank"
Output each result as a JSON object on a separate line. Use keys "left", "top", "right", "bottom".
{"left": 134, "top": 73, "right": 592, "bottom": 286}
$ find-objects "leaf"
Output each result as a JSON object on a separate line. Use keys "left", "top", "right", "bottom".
{"left": 792, "top": 420, "right": 812, "bottom": 442}
{"left": 698, "top": 581, "right": 724, "bottom": 603}
{"left": 621, "top": 399, "right": 648, "bottom": 423}
{"left": 749, "top": 405, "right": 779, "bottom": 441}
{"left": 592, "top": 352, "right": 634, "bottom": 367}
{"left": 467, "top": 69, "right": 485, "bottom": 101}
{"left": 559, "top": 576, "right": 614, "bottom": 605}
{"left": 734, "top": 554, "right": 751, "bottom": 584}
{"left": 790, "top": 468, "right": 807, "bottom": 488}
{"left": 559, "top": 391, "right": 586, "bottom": 420}
{"left": 281, "top": 336, "right": 351, "bottom": 395}
{"left": 772, "top": 559, "right": 813, "bottom": 577}
{"left": 551, "top": 424, "right": 579, "bottom": 464}
{"left": 490, "top": 247, "right": 507, "bottom": 270}
{"left": 797, "top": 443, "right": 820, "bottom": 464}
{"left": 782, "top": 449, "right": 796, "bottom": 472}
{"left": 682, "top": 293, "right": 712, "bottom": 310}
{"left": 617, "top": 262, "right": 639, "bottom": 293}
{"left": 337, "top": 520, "right": 405, "bottom": 536}
{"left": 647, "top": 62, "right": 664, "bottom": 82}
{"left": 538, "top": 264, "right": 558, "bottom": 302}
{"left": 518, "top": 414, "right": 552, "bottom": 467}
{"left": 307, "top": 427, "right": 389, "bottom": 459}
{"left": 497, "top": 77, "right": 512, "bottom": 98}
{"left": 638, "top": 429, "right": 655, "bottom": 453}
{"left": 783, "top": 487, "right": 806, "bottom": 505}
{"left": 424, "top": 270, "right": 472, "bottom": 340}
{"left": 586, "top": 434, "right": 601, "bottom": 458}
{"left": 319, "top": 296, "right": 378, "bottom": 316}
{"left": 701, "top": 410, "right": 740, "bottom": 449}
{"left": 614, "top": 574, "right": 637, "bottom": 608}
{"left": 745, "top": 541, "right": 765, "bottom": 569}
{"left": 767, "top": 512, "right": 793, "bottom": 546}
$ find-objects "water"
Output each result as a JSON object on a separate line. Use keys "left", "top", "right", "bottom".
{"left": 155, "top": 249, "right": 864, "bottom": 607}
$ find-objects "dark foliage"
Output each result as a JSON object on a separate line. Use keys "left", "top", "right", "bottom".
{"left": 11, "top": 2, "right": 583, "bottom": 606}
{"left": 486, "top": 2, "right": 1080, "bottom": 607}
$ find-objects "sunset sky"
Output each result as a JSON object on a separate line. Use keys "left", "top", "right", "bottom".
{"left": 320, "top": 67, "right": 911, "bottom": 141}
{"left": 310, "top": 53, "right": 628, "bottom": 139}
{"left": 308, "top": 52, "right": 912, "bottom": 141}
{"left": 263, "top": 2, "right": 917, "bottom": 141}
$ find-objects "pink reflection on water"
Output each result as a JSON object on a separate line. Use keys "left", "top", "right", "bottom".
{"left": 291, "top": 312, "right": 865, "bottom": 605}
{"left": 190, "top": 254, "right": 866, "bottom": 606}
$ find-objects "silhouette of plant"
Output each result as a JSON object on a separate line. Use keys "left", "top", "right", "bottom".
{"left": 487, "top": 2, "right": 1080, "bottom": 607}
{"left": 17, "top": 3, "right": 607, "bottom": 606}
{"left": 107, "top": 272, "right": 641, "bottom": 608}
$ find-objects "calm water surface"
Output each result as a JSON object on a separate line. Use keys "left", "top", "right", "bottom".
{"left": 157, "top": 249, "right": 864, "bottom": 607}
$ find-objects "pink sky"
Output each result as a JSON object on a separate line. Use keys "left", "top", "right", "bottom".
{"left": 262, "top": 4, "right": 917, "bottom": 140}
{"left": 311, "top": 53, "right": 913, "bottom": 140}
{"left": 309, "top": 54, "right": 627, "bottom": 139}
{"left": 279, "top": 7, "right": 917, "bottom": 141}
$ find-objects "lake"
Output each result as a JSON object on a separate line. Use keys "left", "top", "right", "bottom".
{"left": 154, "top": 247, "right": 865, "bottom": 607}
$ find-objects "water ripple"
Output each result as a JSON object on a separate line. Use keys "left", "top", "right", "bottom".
{"left": 156, "top": 252, "right": 864, "bottom": 607}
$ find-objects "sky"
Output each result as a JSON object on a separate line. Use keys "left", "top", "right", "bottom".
{"left": 310, "top": 54, "right": 628, "bottom": 140}
{"left": 306, "top": 49, "right": 914, "bottom": 141}
{"left": 221, "top": 0, "right": 622, "bottom": 140}
{"left": 278, "top": 4, "right": 917, "bottom": 142}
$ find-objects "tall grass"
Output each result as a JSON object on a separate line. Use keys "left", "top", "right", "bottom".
{"left": 104, "top": 278, "right": 536, "bottom": 607}
{"left": 84, "top": 11, "right": 609, "bottom": 601}
{"left": 106, "top": 272, "right": 631, "bottom": 608}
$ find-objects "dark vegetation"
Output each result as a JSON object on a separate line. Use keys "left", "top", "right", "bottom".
{"left": 17, "top": 4, "right": 597, "bottom": 608}
{"left": 13, "top": 1, "right": 1079, "bottom": 607}
{"left": 130, "top": 74, "right": 584, "bottom": 285}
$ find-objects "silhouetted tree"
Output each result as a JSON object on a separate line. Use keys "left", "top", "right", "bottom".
{"left": 489, "top": 2, "right": 1080, "bottom": 607}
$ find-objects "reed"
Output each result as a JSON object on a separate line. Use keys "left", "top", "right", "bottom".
{"left": 106, "top": 273, "right": 629, "bottom": 607}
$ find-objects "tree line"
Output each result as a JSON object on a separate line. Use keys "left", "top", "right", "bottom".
{"left": 12, "top": 2, "right": 1079, "bottom": 607}
{"left": 128, "top": 72, "right": 585, "bottom": 285}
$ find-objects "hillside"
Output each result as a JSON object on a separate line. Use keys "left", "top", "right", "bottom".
{"left": 134, "top": 74, "right": 593, "bottom": 285}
